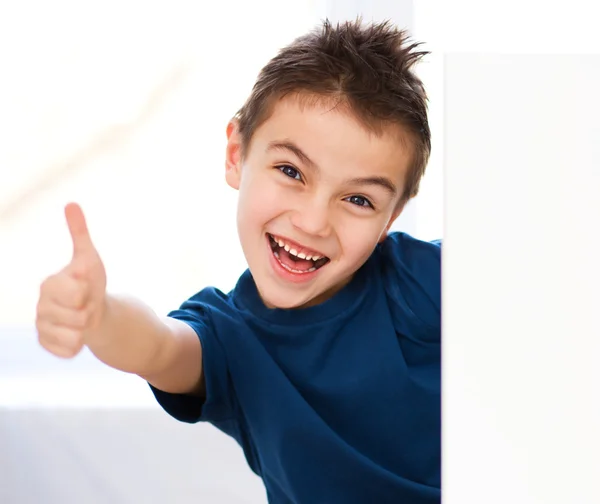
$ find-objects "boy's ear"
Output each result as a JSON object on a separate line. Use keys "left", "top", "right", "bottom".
{"left": 225, "top": 119, "right": 242, "bottom": 190}
{"left": 378, "top": 199, "right": 407, "bottom": 243}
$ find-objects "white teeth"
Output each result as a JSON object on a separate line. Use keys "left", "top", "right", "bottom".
{"left": 272, "top": 240, "right": 320, "bottom": 274}
{"left": 271, "top": 234, "right": 324, "bottom": 262}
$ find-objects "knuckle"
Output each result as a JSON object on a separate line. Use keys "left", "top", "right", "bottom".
{"left": 39, "top": 276, "right": 53, "bottom": 297}
{"left": 37, "top": 324, "right": 82, "bottom": 348}
{"left": 37, "top": 329, "right": 55, "bottom": 349}
{"left": 36, "top": 295, "right": 51, "bottom": 314}
{"left": 40, "top": 339, "right": 82, "bottom": 359}
{"left": 37, "top": 337, "right": 51, "bottom": 352}
{"left": 35, "top": 302, "right": 55, "bottom": 325}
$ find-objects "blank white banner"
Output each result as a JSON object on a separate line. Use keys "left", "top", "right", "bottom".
{"left": 444, "top": 54, "right": 600, "bottom": 503}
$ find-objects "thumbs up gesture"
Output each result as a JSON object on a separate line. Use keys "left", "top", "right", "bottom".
{"left": 36, "top": 203, "right": 107, "bottom": 358}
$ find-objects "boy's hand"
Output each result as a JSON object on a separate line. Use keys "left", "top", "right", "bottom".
{"left": 36, "top": 203, "right": 107, "bottom": 358}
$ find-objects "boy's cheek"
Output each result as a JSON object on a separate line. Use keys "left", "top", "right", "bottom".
{"left": 340, "top": 226, "right": 384, "bottom": 262}
{"left": 238, "top": 194, "right": 284, "bottom": 233}
{"left": 243, "top": 182, "right": 292, "bottom": 219}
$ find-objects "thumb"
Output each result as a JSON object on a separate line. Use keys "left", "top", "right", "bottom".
{"left": 64, "top": 202, "right": 98, "bottom": 263}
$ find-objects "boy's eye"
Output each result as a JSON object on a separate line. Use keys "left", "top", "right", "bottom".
{"left": 278, "top": 165, "right": 301, "bottom": 180}
{"left": 346, "top": 195, "right": 374, "bottom": 209}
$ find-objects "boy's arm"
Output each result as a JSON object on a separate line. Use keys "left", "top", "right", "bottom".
{"left": 35, "top": 203, "right": 204, "bottom": 397}
{"left": 85, "top": 294, "right": 205, "bottom": 396}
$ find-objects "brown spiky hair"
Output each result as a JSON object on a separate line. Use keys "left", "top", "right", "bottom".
{"left": 235, "top": 18, "right": 431, "bottom": 203}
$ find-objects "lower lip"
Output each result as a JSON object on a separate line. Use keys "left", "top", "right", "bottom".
{"left": 266, "top": 235, "right": 321, "bottom": 284}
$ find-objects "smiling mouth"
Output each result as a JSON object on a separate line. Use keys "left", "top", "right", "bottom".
{"left": 267, "top": 233, "right": 330, "bottom": 273}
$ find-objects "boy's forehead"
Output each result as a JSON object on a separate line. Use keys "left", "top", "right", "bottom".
{"left": 262, "top": 94, "right": 374, "bottom": 133}
{"left": 252, "top": 95, "right": 413, "bottom": 178}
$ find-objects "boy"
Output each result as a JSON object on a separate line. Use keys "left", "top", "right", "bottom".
{"left": 36, "top": 19, "right": 441, "bottom": 503}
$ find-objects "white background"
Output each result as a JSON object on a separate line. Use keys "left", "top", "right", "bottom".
{"left": 1, "top": 1, "right": 599, "bottom": 503}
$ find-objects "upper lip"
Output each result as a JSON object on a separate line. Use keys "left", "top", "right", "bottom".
{"left": 268, "top": 233, "right": 329, "bottom": 259}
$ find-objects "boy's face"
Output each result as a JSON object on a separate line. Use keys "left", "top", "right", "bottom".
{"left": 225, "top": 95, "right": 411, "bottom": 309}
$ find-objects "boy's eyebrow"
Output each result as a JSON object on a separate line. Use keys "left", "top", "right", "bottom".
{"left": 267, "top": 140, "right": 398, "bottom": 195}
{"left": 267, "top": 140, "right": 318, "bottom": 170}
{"left": 346, "top": 176, "right": 398, "bottom": 196}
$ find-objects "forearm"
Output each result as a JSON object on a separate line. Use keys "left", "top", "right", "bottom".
{"left": 84, "top": 293, "right": 171, "bottom": 377}
{"left": 84, "top": 293, "right": 204, "bottom": 395}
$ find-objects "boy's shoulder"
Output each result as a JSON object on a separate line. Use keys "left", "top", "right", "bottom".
{"left": 377, "top": 231, "right": 442, "bottom": 275}
{"left": 374, "top": 231, "right": 442, "bottom": 330}
{"left": 381, "top": 230, "right": 442, "bottom": 254}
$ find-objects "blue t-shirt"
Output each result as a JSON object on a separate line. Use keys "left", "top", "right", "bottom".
{"left": 150, "top": 232, "right": 441, "bottom": 503}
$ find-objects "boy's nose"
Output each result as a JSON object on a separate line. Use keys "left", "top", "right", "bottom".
{"left": 289, "top": 201, "right": 332, "bottom": 238}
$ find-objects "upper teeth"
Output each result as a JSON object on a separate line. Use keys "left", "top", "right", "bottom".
{"left": 273, "top": 235, "right": 321, "bottom": 260}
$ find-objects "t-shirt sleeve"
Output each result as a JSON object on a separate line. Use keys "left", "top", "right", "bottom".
{"left": 379, "top": 232, "right": 442, "bottom": 330}
{"left": 148, "top": 292, "right": 233, "bottom": 424}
